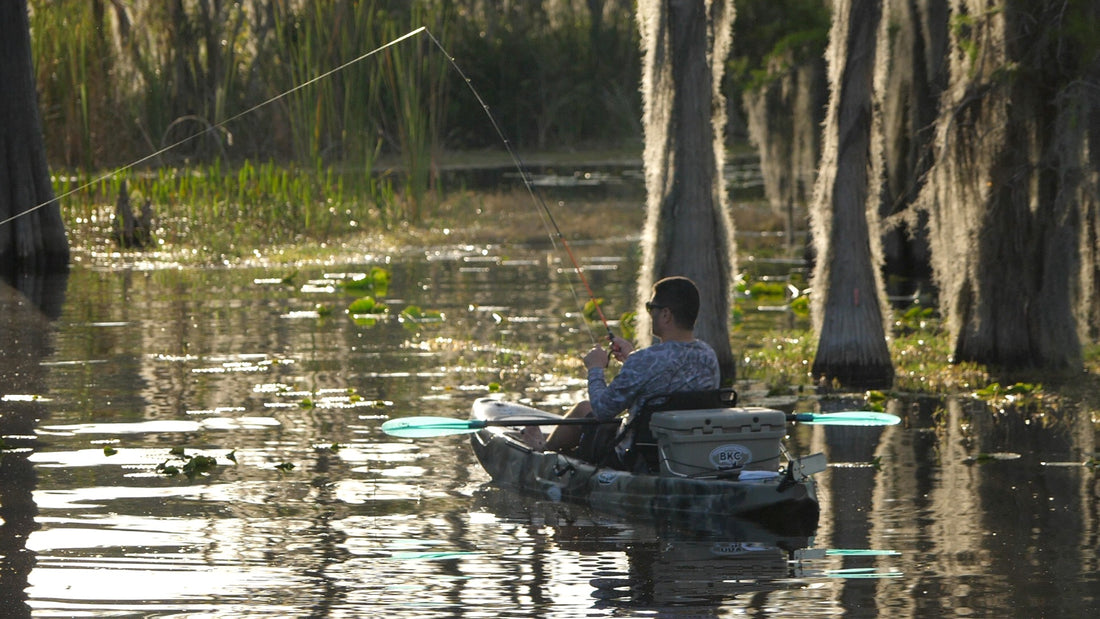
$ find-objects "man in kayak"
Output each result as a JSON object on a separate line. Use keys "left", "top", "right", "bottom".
{"left": 527, "top": 276, "right": 721, "bottom": 465}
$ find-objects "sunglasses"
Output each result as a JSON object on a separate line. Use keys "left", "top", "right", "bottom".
{"left": 645, "top": 302, "right": 665, "bottom": 312}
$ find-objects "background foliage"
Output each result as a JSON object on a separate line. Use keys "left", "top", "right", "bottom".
{"left": 29, "top": 0, "right": 826, "bottom": 169}
{"left": 30, "top": 0, "right": 646, "bottom": 169}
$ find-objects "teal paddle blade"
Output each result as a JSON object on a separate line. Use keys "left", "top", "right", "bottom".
{"left": 381, "top": 417, "right": 484, "bottom": 438}
{"left": 791, "top": 411, "right": 900, "bottom": 426}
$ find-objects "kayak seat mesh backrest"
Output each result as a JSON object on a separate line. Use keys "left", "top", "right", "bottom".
{"left": 621, "top": 388, "right": 738, "bottom": 473}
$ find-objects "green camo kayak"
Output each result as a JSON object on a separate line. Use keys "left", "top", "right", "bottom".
{"left": 469, "top": 397, "right": 821, "bottom": 531}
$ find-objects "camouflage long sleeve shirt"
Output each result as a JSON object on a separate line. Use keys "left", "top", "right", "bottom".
{"left": 586, "top": 339, "right": 721, "bottom": 423}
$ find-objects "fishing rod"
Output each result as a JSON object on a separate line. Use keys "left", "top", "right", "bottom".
{"left": 418, "top": 29, "right": 615, "bottom": 344}
{"left": 0, "top": 27, "right": 427, "bottom": 231}
{"left": 6, "top": 27, "right": 616, "bottom": 346}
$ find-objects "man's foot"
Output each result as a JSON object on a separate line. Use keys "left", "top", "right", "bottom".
{"left": 519, "top": 426, "right": 546, "bottom": 450}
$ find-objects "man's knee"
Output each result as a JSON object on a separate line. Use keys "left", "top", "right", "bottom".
{"left": 567, "top": 400, "right": 592, "bottom": 418}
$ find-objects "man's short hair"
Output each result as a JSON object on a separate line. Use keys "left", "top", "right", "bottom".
{"left": 651, "top": 276, "right": 700, "bottom": 329}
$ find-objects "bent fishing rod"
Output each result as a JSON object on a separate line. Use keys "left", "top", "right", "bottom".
{"left": 0, "top": 28, "right": 425, "bottom": 231}
{"left": 5, "top": 27, "right": 616, "bottom": 345}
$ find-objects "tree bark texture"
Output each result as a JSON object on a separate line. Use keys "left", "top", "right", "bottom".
{"left": 1089, "top": 67, "right": 1100, "bottom": 340}
{"left": 0, "top": 0, "right": 70, "bottom": 276}
{"left": 637, "top": 0, "right": 737, "bottom": 382}
{"left": 874, "top": 0, "right": 949, "bottom": 289}
{"left": 744, "top": 52, "right": 827, "bottom": 253}
{"left": 810, "top": 0, "right": 895, "bottom": 389}
{"left": 919, "top": 1, "right": 1099, "bottom": 370}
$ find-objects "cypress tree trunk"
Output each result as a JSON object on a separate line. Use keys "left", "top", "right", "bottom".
{"left": 809, "top": 0, "right": 895, "bottom": 389}
{"left": 744, "top": 52, "right": 827, "bottom": 253}
{"left": 919, "top": 1, "right": 1098, "bottom": 370}
{"left": 0, "top": 0, "right": 70, "bottom": 276}
{"left": 1089, "top": 84, "right": 1100, "bottom": 340}
{"left": 875, "top": 0, "right": 949, "bottom": 290}
{"left": 637, "top": 0, "right": 737, "bottom": 382}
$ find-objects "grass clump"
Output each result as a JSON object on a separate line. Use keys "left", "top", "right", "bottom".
{"left": 58, "top": 163, "right": 406, "bottom": 261}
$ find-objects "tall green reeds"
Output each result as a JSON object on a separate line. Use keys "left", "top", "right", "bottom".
{"left": 30, "top": 0, "right": 114, "bottom": 169}
{"left": 378, "top": 4, "right": 451, "bottom": 223}
{"left": 31, "top": 0, "right": 644, "bottom": 252}
{"left": 31, "top": 0, "right": 641, "bottom": 166}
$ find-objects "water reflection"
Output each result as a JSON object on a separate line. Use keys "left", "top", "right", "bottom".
{"left": 472, "top": 487, "right": 818, "bottom": 612}
{"left": 0, "top": 270, "right": 68, "bottom": 619}
{"left": 0, "top": 238, "right": 1096, "bottom": 616}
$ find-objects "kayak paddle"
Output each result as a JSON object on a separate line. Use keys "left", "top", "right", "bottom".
{"left": 381, "top": 415, "right": 615, "bottom": 438}
{"left": 381, "top": 410, "right": 899, "bottom": 438}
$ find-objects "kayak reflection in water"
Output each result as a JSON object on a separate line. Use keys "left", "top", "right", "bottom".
{"left": 524, "top": 276, "right": 720, "bottom": 465}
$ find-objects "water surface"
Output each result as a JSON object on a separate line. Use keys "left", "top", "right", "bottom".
{"left": 0, "top": 227, "right": 1096, "bottom": 617}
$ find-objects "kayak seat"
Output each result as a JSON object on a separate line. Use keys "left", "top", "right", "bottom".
{"left": 620, "top": 388, "right": 739, "bottom": 474}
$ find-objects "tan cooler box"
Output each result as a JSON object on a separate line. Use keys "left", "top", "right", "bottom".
{"left": 649, "top": 407, "right": 787, "bottom": 476}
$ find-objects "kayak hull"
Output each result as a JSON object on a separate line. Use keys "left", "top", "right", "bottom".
{"left": 470, "top": 398, "right": 820, "bottom": 533}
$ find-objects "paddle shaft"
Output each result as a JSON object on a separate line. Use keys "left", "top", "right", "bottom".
{"left": 474, "top": 417, "right": 617, "bottom": 429}
{"left": 470, "top": 413, "right": 890, "bottom": 428}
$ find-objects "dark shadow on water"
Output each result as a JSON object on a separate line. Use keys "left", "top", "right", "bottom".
{"left": 0, "top": 269, "right": 69, "bottom": 619}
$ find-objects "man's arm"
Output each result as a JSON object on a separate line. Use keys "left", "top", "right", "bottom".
{"left": 587, "top": 351, "right": 653, "bottom": 420}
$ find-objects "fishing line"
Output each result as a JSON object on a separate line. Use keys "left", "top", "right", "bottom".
{"left": 5, "top": 26, "right": 614, "bottom": 344}
{"left": 418, "top": 29, "right": 614, "bottom": 344}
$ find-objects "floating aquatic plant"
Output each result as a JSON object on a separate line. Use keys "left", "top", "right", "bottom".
{"left": 182, "top": 455, "right": 218, "bottom": 478}
{"left": 974, "top": 382, "right": 1044, "bottom": 408}
{"left": 964, "top": 452, "right": 1022, "bottom": 465}
{"left": 156, "top": 448, "right": 221, "bottom": 479}
{"left": 789, "top": 295, "right": 810, "bottom": 315}
{"left": 869, "top": 455, "right": 883, "bottom": 471}
{"left": 341, "top": 266, "right": 391, "bottom": 295}
{"left": 864, "top": 390, "right": 887, "bottom": 412}
{"left": 895, "top": 305, "right": 938, "bottom": 334}
{"left": 348, "top": 296, "right": 389, "bottom": 315}
{"left": 747, "top": 281, "right": 788, "bottom": 299}
{"left": 157, "top": 463, "right": 181, "bottom": 476}
{"left": 399, "top": 305, "right": 444, "bottom": 324}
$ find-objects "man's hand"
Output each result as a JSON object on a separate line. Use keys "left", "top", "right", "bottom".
{"left": 609, "top": 336, "right": 634, "bottom": 362}
{"left": 585, "top": 336, "right": 634, "bottom": 369}
{"left": 583, "top": 346, "right": 610, "bottom": 369}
